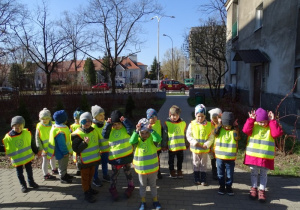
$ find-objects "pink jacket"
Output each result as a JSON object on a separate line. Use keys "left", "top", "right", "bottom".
{"left": 242, "top": 118, "right": 283, "bottom": 170}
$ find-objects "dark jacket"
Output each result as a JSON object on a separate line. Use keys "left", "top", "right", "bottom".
{"left": 71, "top": 127, "right": 101, "bottom": 169}
{"left": 102, "top": 118, "right": 134, "bottom": 165}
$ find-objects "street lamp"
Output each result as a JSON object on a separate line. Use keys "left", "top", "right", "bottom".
{"left": 151, "top": 15, "right": 175, "bottom": 91}
{"left": 163, "top": 34, "right": 174, "bottom": 80}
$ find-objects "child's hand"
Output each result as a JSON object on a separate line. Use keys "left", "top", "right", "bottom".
{"left": 107, "top": 118, "right": 111, "bottom": 123}
{"left": 37, "top": 150, "right": 42, "bottom": 156}
{"left": 136, "top": 123, "right": 141, "bottom": 132}
{"left": 248, "top": 110, "right": 256, "bottom": 119}
{"left": 218, "top": 117, "right": 222, "bottom": 124}
{"left": 268, "top": 111, "right": 274, "bottom": 120}
{"left": 202, "top": 144, "right": 208, "bottom": 149}
{"left": 233, "top": 119, "right": 238, "bottom": 127}
{"left": 84, "top": 136, "right": 90, "bottom": 144}
{"left": 147, "top": 123, "right": 152, "bottom": 130}
{"left": 120, "top": 116, "right": 125, "bottom": 122}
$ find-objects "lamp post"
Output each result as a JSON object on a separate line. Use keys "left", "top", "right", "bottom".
{"left": 151, "top": 15, "right": 175, "bottom": 91}
{"left": 163, "top": 34, "right": 174, "bottom": 80}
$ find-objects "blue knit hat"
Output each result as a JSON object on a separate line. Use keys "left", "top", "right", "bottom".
{"left": 195, "top": 104, "right": 206, "bottom": 116}
{"left": 146, "top": 108, "right": 157, "bottom": 119}
{"left": 73, "top": 108, "right": 83, "bottom": 119}
{"left": 53, "top": 110, "right": 68, "bottom": 124}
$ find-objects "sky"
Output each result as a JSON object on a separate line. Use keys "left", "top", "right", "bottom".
{"left": 19, "top": 0, "right": 211, "bottom": 68}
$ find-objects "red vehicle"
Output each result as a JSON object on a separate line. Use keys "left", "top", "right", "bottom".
{"left": 159, "top": 80, "right": 189, "bottom": 91}
{"left": 92, "top": 83, "right": 110, "bottom": 91}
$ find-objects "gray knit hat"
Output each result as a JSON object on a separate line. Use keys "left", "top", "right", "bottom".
{"left": 39, "top": 108, "right": 51, "bottom": 120}
{"left": 91, "top": 105, "right": 104, "bottom": 118}
{"left": 11, "top": 116, "right": 25, "bottom": 127}
{"left": 80, "top": 112, "right": 93, "bottom": 125}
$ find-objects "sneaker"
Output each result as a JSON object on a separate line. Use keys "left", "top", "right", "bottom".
{"left": 157, "top": 171, "right": 163, "bottom": 179}
{"left": 249, "top": 187, "right": 258, "bottom": 199}
{"left": 76, "top": 170, "right": 81, "bottom": 176}
{"left": 109, "top": 187, "right": 119, "bottom": 201}
{"left": 52, "top": 169, "right": 59, "bottom": 175}
{"left": 218, "top": 186, "right": 226, "bottom": 195}
{"left": 29, "top": 182, "right": 39, "bottom": 188}
{"left": 177, "top": 170, "right": 183, "bottom": 179}
{"left": 44, "top": 173, "right": 56, "bottom": 180}
{"left": 60, "top": 175, "right": 72, "bottom": 184}
{"left": 258, "top": 190, "right": 266, "bottom": 202}
{"left": 169, "top": 170, "right": 177, "bottom": 179}
{"left": 102, "top": 174, "right": 111, "bottom": 182}
{"left": 89, "top": 188, "right": 99, "bottom": 195}
{"left": 84, "top": 191, "right": 96, "bottom": 203}
{"left": 226, "top": 185, "right": 234, "bottom": 196}
{"left": 125, "top": 185, "right": 135, "bottom": 198}
{"left": 65, "top": 173, "right": 74, "bottom": 179}
{"left": 153, "top": 201, "right": 162, "bottom": 210}
{"left": 92, "top": 178, "right": 103, "bottom": 187}
{"left": 21, "top": 184, "right": 28, "bottom": 193}
{"left": 201, "top": 182, "right": 208, "bottom": 186}
{"left": 139, "top": 202, "right": 146, "bottom": 210}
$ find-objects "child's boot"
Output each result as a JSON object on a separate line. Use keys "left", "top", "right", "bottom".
{"left": 109, "top": 186, "right": 119, "bottom": 201}
{"left": 169, "top": 170, "right": 177, "bottom": 179}
{"left": 249, "top": 187, "right": 258, "bottom": 200}
{"left": 258, "top": 189, "right": 266, "bottom": 202}
{"left": 211, "top": 158, "right": 218, "bottom": 180}
{"left": 177, "top": 170, "right": 183, "bottom": 179}
{"left": 226, "top": 185, "right": 234, "bottom": 196}
{"left": 125, "top": 184, "right": 135, "bottom": 198}
{"left": 29, "top": 181, "right": 39, "bottom": 188}
{"left": 193, "top": 171, "right": 201, "bottom": 185}
{"left": 139, "top": 202, "right": 146, "bottom": 210}
{"left": 153, "top": 201, "right": 162, "bottom": 210}
{"left": 200, "top": 172, "right": 208, "bottom": 186}
{"left": 21, "top": 182, "right": 28, "bottom": 193}
{"left": 84, "top": 190, "right": 96, "bottom": 203}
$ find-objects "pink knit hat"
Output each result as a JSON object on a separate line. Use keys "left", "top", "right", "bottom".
{"left": 256, "top": 108, "right": 268, "bottom": 122}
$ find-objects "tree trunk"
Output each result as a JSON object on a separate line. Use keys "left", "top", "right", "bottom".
{"left": 46, "top": 73, "right": 51, "bottom": 95}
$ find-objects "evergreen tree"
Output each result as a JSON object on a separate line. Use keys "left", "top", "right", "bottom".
{"left": 101, "top": 53, "right": 110, "bottom": 83}
{"left": 150, "top": 57, "right": 158, "bottom": 80}
{"left": 84, "top": 58, "right": 96, "bottom": 85}
{"left": 9, "top": 63, "right": 24, "bottom": 89}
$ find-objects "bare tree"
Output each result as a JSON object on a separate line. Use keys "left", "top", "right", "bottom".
{"left": 12, "top": 1, "right": 71, "bottom": 95}
{"left": 0, "top": 56, "right": 10, "bottom": 85}
{"left": 199, "top": 0, "right": 227, "bottom": 25}
{"left": 82, "top": 0, "right": 161, "bottom": 93}
{"left": 185, "top": 18, "right": 227, "bottom": 102}
{"left": 161, "top": 47, "right": 184, "bottom": 81}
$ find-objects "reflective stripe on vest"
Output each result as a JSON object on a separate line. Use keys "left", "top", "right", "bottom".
{"left": 73, "top": 129, "right": 101, "bottom": 164}
{"left": 166, "top": 121, "right": 187, "bottom": 152}
{"left": 36, "top": 122, "right": 52, "bottom": 152}
{"left": 92, "top": 122, "right": 109, "bottom": 153}
{"left": 152, "top": 120, "right": 162, "bottom": 151}
{"left": 245, "top": 123, "right": 275, "bottom": 159}
{"left": 2, "top": 129, "right": 34, "bottom": 167}
{"left": 108, "top": 127, "right": 133, "bottom": 160}
{"left": 47, "top": 125, "right": 72, "bottom": 159}
{"left": 190, "top": 120, "right": 211, "bottom": 154}
{"left": 214, "top": 129, "right": 237, "bottom": 160}
{"left": 133, "top": 137, "right": 159, "bottom": 174}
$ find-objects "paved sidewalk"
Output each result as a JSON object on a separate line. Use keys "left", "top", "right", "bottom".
{"left": 0, "top": 95, "right": 299, "bottom": 210}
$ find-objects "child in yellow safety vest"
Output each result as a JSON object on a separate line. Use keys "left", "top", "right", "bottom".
{"left": 70, "top": 108, "right": 83, "bottom": 176}
{"left": 213, "top": 112, "right": 240, "bottom": 196}
{"left": 2, "top": 116, "right": 39, "bottom": 193}
{"left": 162, "top": 105, "right": 188, "bottom": 179}
{"left": 242, "top": 108, "right": 283, "bottom": 202}
{"left": 102, "top": 110, "right": 134, "bottom": 201}
{"left": 146, "top": 108, "right": 163, "bottom": 179}
{"left": 187, "top": 104, "right": 214, "bottom": 186}
{"left": 129, "top": 118, "right": 162, "bottom": 210}
{"left": 71, "top": 112, "right": 102, "bottom": 203}
{"left": 35, "top": 108, "right": 57, "bottom": 180}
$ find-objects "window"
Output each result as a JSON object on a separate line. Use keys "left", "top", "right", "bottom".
{"left": 173, "top": 81, "right": 179, "bottom": 85}
{"left": 119, "top": 72, "right": 122, "bottom": 77}
{"left": 255, "top": 3, "right": 263, "bottom": 30}
{"left": 232, "top": 1, "right": 238, "bottom": 38}
{"left": 195, "top": 74, "right": 200, "bottom": 79}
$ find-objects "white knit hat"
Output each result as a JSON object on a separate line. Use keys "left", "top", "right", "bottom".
{"left": 208, "top": 108, "right": 222, "bottom": 120}
{"left": 39, "top": 108, "right": 51, "bottom": 120}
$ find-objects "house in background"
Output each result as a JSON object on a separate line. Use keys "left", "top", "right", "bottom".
{"left": 225, "top": 0, "right": 300, "bottom": 125}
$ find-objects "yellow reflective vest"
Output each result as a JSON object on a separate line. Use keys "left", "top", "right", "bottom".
{"left": 152, "top": 120, "right": 162, "bottom": 151}
{"left": 92, "top": 122, "right": 109, "bottom": 153}
{"left": 133, "top": 136, "right": 159, "bottom": 174}
{"left": 2, "top": 129, "right": 34, "bottom": 167}
{"left": 245, "top": 123, "right": 275, "bottom": 160}
{"left": 108, "top": 127, "right": 133, "bottom": 160}
{"left": 72, "top": 129, "right": 101, "bottom": 164}
{"left": 36, "top": 122, "right": 52, "bottom": 152}
{"left": 47, "top": 125, "right": 72, "bottom": 159}
{"left": 165, "top": 121, "right": 187, "bottom": 152}
{"left": 190, "top": 120, "right": 211, "bottom": 154}
{"left": 70, "top": 123, "right": 80, "bottom": 133}
{"left": 214, "top": 128, "right": 237, "bottom": 160}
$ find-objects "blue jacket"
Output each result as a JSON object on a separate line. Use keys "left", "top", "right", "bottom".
{"left": 54, "top": 133, "right": 69, "bottom": 160}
